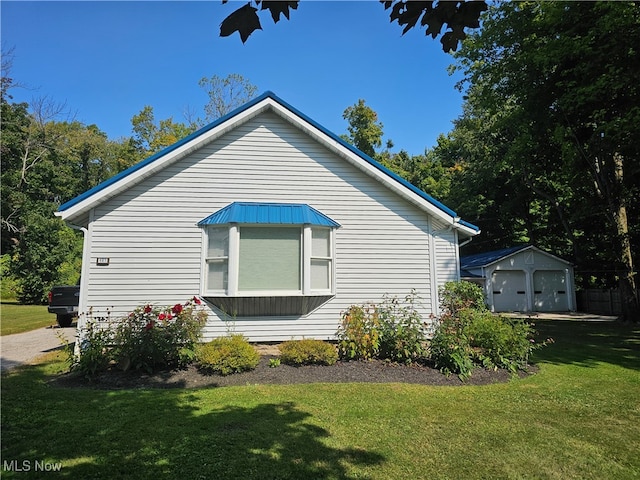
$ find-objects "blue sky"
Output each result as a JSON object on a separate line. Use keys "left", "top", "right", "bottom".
{"left": 2, "top": 1, "right": 466, "bottom": 155}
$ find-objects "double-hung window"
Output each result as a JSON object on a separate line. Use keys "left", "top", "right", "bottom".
{"left": 199, "top": 203, "right": 339, "bottom": 307}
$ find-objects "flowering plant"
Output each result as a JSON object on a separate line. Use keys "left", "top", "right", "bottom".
{"left": 108, "top": 296, "right": 207, "bottom": 373}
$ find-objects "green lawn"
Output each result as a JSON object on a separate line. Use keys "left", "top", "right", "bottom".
{"left": 0, "top": 302, "right": 57, "bottom": 336}
{"left": 1, "top": 320, "right": 639, "bottom": 479}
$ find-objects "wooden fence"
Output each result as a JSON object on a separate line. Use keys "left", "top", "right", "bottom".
{"left": 576, "top": 289, "right": 622, "bottom": 315}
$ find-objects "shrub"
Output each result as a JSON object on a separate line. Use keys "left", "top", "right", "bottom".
{"left": 67, "top": 319, "right": 115, "bottom": 377}
{"left": 438, "top": 281, "right": 487, "bottom": 317}
{"left": 196, "top": 334, "right": 260, "bottom": 375}
{"left": 429, "top": 282, "right": 550, "bottom": 379}
{"left": 278, "top": 339, "right": 338, "bottom": 366}
{"left": 113, "top": 298, "right": 207, "bottom": 373}
{"left": 68, "top": 297, "right": 207, "bottom": 376}
{"left": 336, "top": 304, "right": 380, "bottom": 360}
{"left": 429, "top": 310, "right": 475, "bottom": 379}
{"left": 377, "top": 291, "right": 428, "bottom": 364}
{"left": 466, "top": 313, "right": 543, "bottom": 373}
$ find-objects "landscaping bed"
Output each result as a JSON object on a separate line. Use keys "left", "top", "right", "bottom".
{"left": 52, "top": 351, "right": 536, "bottom": 390}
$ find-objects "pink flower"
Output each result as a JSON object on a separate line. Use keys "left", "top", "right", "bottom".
{"left": 172, "top": 303, "right": 183, "bottom": 315}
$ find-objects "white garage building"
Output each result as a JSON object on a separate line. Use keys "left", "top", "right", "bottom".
{"left": 460, "top": 245, "right": 576, "bottom": 313}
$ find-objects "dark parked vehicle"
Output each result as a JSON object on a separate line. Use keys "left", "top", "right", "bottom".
{"left": 48, "top": 285, "right": 80, "bottom": 327}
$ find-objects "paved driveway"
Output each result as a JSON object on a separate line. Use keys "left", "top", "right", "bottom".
{"left": 1, "top": 326, "right": 76, "bottom": 372}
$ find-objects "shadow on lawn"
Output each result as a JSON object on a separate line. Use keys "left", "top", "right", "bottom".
{"left": 531, "top": 319, "right": 640, "bottom": 371}
{"left": 1, "top": 366, "right": 384, "bottom": 479}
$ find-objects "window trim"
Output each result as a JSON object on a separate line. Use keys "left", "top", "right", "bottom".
{"left": 201, "top": 223, "right": 336, "bottom": 298}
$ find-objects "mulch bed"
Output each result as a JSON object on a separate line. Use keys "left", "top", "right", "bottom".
{"left": 51, "top": 355, "right": 537, "bottom": 390}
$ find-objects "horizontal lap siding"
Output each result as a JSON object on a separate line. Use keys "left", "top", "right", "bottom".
{"left": 87, "top": 113, "right": 437, "bottom": 341}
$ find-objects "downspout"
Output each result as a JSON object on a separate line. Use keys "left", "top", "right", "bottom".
{"left": 67, "top": 223, "right": 89, "bottom": 356}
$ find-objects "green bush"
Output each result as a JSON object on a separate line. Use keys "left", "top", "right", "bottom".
{"left": 377, "top": 291, "right": 428, "bottom": 364}
{"left": 466, "top": 313, "right": 540, "bottom": 373}
{"left": 278, "top": 339, "right": 338, "bottom": 366}
{"left": 430, "top": 282, "right": 549, "bottom": 379}
{"left": 438, "top": 281, "right": 487, "bottom": 316}
{"left": 429, "top": 309, "right": 475, "bottom": 379}
{"left": 336, "top": 304, "right": 380, "bottom": 360}
{"left": 196, "top": 334, "right": 260, "bottom": 375}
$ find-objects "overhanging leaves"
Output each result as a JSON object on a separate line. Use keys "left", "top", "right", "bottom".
{"left": 219, "top": 1, "right": 299, "bottom": 43}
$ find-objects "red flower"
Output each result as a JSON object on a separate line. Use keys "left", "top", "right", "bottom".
{"left": 167, "top": 312, "right": 173, "bottom": 320}
{"left": 158, "top": 313, "right": 166, "bottom": 321}
{"left": 144, "top": 321, "right": 154, "bottom": 331}
{"left": 193, "top": 296, "right": 201, "bottom": 305}
{"left": 172, "top": 303, "right": 183, "bottom": 315}
{"left": 144, "top": 304, "right": 152, "bottom": 314}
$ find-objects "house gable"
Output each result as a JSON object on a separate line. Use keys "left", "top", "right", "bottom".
{"left": 57, "top": 92, "right": 478, "bottom": 237}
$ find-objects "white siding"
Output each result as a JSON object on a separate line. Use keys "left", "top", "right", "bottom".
{"left": 83, "top": 112, "right": 448, "bottom": 341}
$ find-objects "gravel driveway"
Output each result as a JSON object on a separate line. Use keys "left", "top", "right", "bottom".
{"left": 1, "top": 326, "right": 76, "bottom": 372}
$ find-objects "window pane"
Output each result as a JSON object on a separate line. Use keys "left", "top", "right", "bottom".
{"left": 311, "top": 259, "right": 330, "bottom": 290}
{"left": 239, "top": 227, "right": 301, "bottom": 291}
{"left": 207, "top": 260, "right": 228, "bottom": 291}
{"left": 311, "top": 228, "right": 330, "bottom": 257}
{"left": 208, "top": 227, "right": 229, "bottom": 257}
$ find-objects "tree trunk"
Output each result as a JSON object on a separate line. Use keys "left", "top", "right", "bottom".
{"left": 610, "top": 153, "right": 639, "bottom": 322}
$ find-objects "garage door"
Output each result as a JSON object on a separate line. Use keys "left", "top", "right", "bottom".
{"left": 491, "top": 270, "right": 527, "bottom": 312}
{"left": 533, "top": 270, "right": 569, "bottom": 311}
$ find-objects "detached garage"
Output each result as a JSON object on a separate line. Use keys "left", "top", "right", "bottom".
{"left": 460, "top": 245, "right": 576, "bottom": 313}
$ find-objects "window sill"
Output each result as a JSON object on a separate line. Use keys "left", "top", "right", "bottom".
{"left": 204, "top": 294, "right": 335, "bottom": 317}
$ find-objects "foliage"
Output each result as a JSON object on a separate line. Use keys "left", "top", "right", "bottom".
{"left": 340, "top": 99, "right": 384, "bottom": 157}
{"left": 278, "top": 339, "right": 338, "bottom": 366}
{"left": 68, "top": 297, "right": 207, "bottom": 376}
{"left": 438, "top": 281, "right": 486, "bottom": 317}
{"left": 430, "top": 282, "right": 549, "bottom": 379}
{"left": 446, "top": 1, "right": 640, "bottom": 319}
{"left": 113, "top": 297, "right": 207, "bottom": 373}
{"left": 196, "top": 334, "right": 260, "bottom": 376}
{"left": 199, "top": 73, "right": 258, "bottom": 121}
{"left": 219, "top": 1, "right": 486, "bottom": 52}
{"left": 336, "top": 304, "right": 380, "bottom": 360}
{"left": 68, "top": 318, "right": 115, "bottom": 377}
{"left": 376, "top": 291, "right": 428, "bottom": 364}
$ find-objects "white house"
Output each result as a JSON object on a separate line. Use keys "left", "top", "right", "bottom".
{"left": 460, "top": 245, "right": 576, "bottom": 313}
{"left": 56, "top": 92, "right": 480, "bottom": 342}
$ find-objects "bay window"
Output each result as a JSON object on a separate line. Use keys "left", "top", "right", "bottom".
{"left": 199, "top": 203, "right": 339, "bottom": 313}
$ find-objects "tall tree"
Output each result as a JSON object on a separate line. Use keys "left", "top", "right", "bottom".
{"left": 199, "top": 73, "right": 258, "bottom": 121}
{"left": 449, "top": 1, "right": 640, "bottom": 320}
{"left": 341, "top": 99, "right": 384, "bottom": 158}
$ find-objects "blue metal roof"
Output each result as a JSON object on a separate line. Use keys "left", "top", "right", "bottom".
{"left": 57, "top": 91, "right": 479, "bottom": 233}
{"left": 198, "top": 202, "right": 340, "bottom": 227}
{"left": 460, "top": 245, "right": 531, "bottom": 269}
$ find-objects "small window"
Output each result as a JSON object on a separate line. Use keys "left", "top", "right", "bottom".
{"left": 311, "top": 228, "right": 332, "bottom": 291}
{"left": 205, "top": 227, "right": 228, "bottom": 291}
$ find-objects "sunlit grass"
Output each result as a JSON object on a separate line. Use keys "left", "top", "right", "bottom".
{"left": 0, "top": 302, "right": 56, "bottom": 336}
{"left": 1, "top": 320, "right": 639, "bottom": 479}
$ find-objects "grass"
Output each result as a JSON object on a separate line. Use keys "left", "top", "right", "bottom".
{"left": 1, "top": 319, "right": 639, "bottom": 479}
{"left": 0, "top": 302, "right": 56, "bottom": 336}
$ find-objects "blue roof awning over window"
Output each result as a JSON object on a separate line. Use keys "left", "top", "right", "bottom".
{"left": 198, "top": 202, "right": 340, "bottom": 227}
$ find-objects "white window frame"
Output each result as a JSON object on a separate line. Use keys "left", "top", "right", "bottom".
{"left": 202, "top": 224, "right": 336, "bottom": 297}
